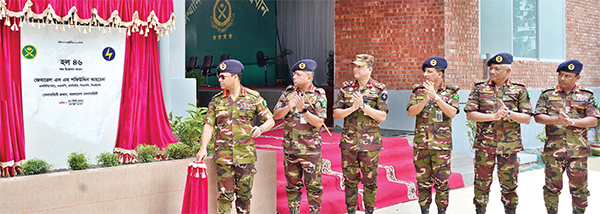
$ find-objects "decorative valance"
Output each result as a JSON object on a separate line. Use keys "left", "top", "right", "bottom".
{"left": 0, "top": 0, "right": 175, "bottom": 37}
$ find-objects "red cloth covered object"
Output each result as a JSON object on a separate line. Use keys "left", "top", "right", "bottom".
{"left": 181, "top": 161, "right": 209, "bottom": 214}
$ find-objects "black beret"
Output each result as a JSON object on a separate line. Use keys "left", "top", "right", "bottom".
{"left": 217, "top": 59, "right": 244, "bottom": 74}
{"left": 487, "top": 52, "right": 513, "bottom": 66}
{"left": 291, "top": 59, "right": 317, "bottom": 72}
{"left": 556, "top": 59, "right": 583, "bottom": 74}
{"left": 422, "top": 56, "right": 448, "bottom": 72}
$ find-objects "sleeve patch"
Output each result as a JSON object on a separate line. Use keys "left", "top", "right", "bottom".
{"left": 452, "top": 93, "right": 459, "bottom": 100}
{"left": 381, "top": 93, "right": 388, "bottom": 101}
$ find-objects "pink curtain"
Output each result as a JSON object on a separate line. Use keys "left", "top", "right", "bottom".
{"left": 0, "top": 0, "right": 177, "bottom": 173}
{"left": 114, "top": 19, "right": 178, "bottom": 163}
{"left": 181, "top": 161, "right": 209, "bottom": 214}
{"left": 0, "top": 14, "right": 25, "bottom": 177}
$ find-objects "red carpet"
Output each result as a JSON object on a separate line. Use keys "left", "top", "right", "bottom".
{"left": 255, "top": 129, "right": 464, "bottom": 214}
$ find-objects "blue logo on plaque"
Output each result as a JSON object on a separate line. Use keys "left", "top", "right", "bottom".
{"left": 102, "top": 47, "right": 115, "bottom": 61}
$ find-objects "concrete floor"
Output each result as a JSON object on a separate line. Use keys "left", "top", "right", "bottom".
{"left": 363, "top": 157, "right": 600, "bottom": 214}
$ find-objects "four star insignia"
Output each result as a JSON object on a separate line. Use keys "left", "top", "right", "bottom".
{"left": 213, "top": 34, "right": 234, "bottom": 40}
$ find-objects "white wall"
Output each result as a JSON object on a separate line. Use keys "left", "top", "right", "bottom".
{"left": 160, "top": 0, "right": 197, "bottom": 119}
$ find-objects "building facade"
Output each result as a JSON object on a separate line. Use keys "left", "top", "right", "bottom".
{"left": 333, "top": 0, "right": 600, "bottom": 154}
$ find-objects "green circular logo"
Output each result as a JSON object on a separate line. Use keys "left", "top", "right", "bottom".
{"left": 22, "top": 45, "right": 37, "bottom": 60}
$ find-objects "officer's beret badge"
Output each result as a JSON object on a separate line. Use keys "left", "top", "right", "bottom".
{"left": 495, "top": 55, "right": 503, "bottom": 63}
{"left": 430, "top": 59, "right": 437, "bottom": 66}
{"left": 299, "top": 62, "right": 306, "bottom": 70}
{"left": 568, "top": 64, "right": 575, "bottom": 71}
{"left": 219, "top": 62, "right": 227, "bottom": 70}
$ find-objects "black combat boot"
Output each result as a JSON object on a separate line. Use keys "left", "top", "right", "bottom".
{"left": 437, "top": 208, "right": 446, "bottom": 214}
{"left": 420, "top": 206, "right": 429, "bottom": 214}
{"left": 365, "top": 207, "right": 374, "bottom": 214}
{"left": 346, "top": 207, "right": 356, "bottom": 214}
{"left": 476, "top": 206, "right": 486, "bottom": 214}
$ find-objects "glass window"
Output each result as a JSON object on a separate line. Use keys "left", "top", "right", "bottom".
{"left": 480, "top": 0, "right": 565, "bottom": 61}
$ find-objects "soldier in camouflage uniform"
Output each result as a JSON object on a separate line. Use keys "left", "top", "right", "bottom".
{"left": 333, "top": 54, "right": 388, "bottom": 214}
{"left": 273, "top": 59, "right": 327, "bottom": 214}
{"left": 533, "top": 60, "right": 600, "bottom": 214}
{"left": 407, "top": 56, "right": 459, "bottom": 214}
{"left": 195, "top": 59, "right": 275, "bottom": 214}
{"left": 463, "top": 53, "right": 532, "bottom": 214}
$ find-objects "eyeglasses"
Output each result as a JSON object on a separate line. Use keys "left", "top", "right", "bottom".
{"left": 218, "top": 74, "right": 232, "bottom": 80}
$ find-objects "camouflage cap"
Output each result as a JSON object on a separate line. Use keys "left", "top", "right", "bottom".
{"left": 352, "top": 54, "right": 375, "bottom": 66}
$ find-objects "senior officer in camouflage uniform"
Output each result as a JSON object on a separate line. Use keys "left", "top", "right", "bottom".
{"left": 195, "top": 59, "right": 275, "bottom": 214}
{"left": 533, "top": 59, "right": 600, "bottom": 214}
{"left": 464, "top": 52, "right": 532, "bottom": 214}
{"left": 333, "top": 54, "right": 388, "bottom": 214}
{"left": 273, "top": 59, "right": 327, "bottom": 214}
{"left": 407, "top": 56, "right": 459, "bottom": 214}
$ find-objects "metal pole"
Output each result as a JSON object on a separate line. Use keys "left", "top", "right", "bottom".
{"left": 485, "top": 53, "right": 491, "bottom": 79}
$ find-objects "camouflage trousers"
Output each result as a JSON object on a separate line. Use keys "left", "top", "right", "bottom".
{"left": 413, "top": 149, "right": 452, "bottom": 210}
{"left": 284, "top": 153, "right": 323, "bottom": 213}
{"left": 215, "top": 162, "right": 256, "bottom": 214}
{"left": 341, "top": 148, "right": 380, "bottom": 211}
{"left": 542, "top": 155, "right": 589, "bottom": 213}
{"left": 473, "top": 151, "right": 518, "bottom": 213}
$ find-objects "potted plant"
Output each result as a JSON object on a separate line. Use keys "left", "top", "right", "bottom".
{"left": 325, "top": 50, "right": 334, "bottom": 87}
{"left": 269, "top": 49, "right": 293, "bottom": 86}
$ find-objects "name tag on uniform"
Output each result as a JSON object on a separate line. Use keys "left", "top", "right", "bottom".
{"left": 549, "top": 97, "right": 562, "bottom": 101}
{"left": 217, "top": 106, "right": 228, "bottom": 111}
{"left": 300, "top": 115, "right": 307, "bottom": 124}
{"left": 482, "top": 90, "right": 494, "bottom": 94}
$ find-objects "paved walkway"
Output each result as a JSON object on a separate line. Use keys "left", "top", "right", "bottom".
{"left": 365, "top": 157, "right": 600, "bottom": 214}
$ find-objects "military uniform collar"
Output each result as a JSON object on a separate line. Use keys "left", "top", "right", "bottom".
{"left": 223, "top": 86, "right": 246, "bottom": 97}
{"left": 351, "top": 79, "right": 374, "bottom": 89}
{"left": 488, "top": 78, "right": 511, "bottom": 87}
{"left": 294, "top": 84, "right": 315, "bottom": 93}
{"left": 556, "top": 84, "right": 579, "bottom": 93}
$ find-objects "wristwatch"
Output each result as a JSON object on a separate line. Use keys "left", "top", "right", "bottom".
{"left": 359, "top": 102, "right": 365, "bottom": 109}
{"left": 300, "top": 108, "right": 308, "bottom": 114}
{"left": 506, "top": 111, "right": 511, "bottom": 117}
{"left": 433, "top": 94, "right": 441, "bottom": 102}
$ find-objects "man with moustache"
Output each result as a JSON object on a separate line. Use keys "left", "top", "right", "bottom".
{"left": 407, "top": 56, "right": 459, "bottom": 214}
{"left": 273, "top": 59, "right": 327, "bottom": 214}
{"left": 464, "top": 52, "right": 532, "bottom": 214}
{"left": 195, "top": 59, "right": 275, "bottom": 214}
{"left": 333, "top": 54, "right": 388, "bottom": 214}
{"left": 534, "top": 59, "right": 600, "bottom": 214}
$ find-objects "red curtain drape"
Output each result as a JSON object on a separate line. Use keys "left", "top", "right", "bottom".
{"left": 0, "top": 14, "right": 25, "bottom": 177}
{"left": 0, "top": 0, "right": 177, "bottom": 174}
{"left": 114, "top": 22, "right": 178, "bottom": 163}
